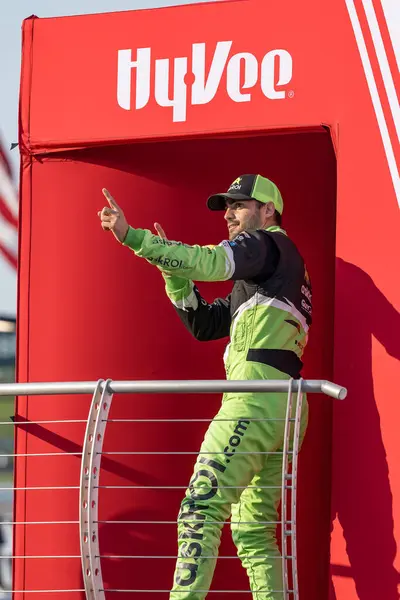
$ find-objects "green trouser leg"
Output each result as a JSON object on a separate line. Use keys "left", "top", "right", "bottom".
{"left": 231, "top": 452, "right": 290, "bottom": 598}
{"left": 170, "top": 370, "right": 308, "bottom": 600}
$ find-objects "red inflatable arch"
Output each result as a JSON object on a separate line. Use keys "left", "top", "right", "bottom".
{"left": 15, "top": 1, "right": 399, "bottom": 599}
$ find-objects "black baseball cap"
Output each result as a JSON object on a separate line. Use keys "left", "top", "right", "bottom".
{"left": 207, "top": 174, "right": 284, "bottom": 214}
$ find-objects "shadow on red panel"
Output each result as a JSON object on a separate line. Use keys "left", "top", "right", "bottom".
{"left": 330, "top": 258, "right": 400, "bottom": 600}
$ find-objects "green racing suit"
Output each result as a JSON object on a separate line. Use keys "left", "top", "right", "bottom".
{"left": 123, "top": 224, "right": 312, "bottom": 599}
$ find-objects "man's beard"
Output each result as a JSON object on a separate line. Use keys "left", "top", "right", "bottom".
{"left": 228, "top": 213, "right": 262, "bottom": 240}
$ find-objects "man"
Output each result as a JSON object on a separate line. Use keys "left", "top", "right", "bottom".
{"left": 98, "top": 174, "right": 311, "bottom": 599}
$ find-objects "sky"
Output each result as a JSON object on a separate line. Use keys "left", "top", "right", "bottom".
{"left": 0, "top": 0, "right": 399, "bottom": 317}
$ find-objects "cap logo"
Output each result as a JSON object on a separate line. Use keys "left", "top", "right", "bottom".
{"left": 229, "top": 177, "right": 242, "bottom": 191}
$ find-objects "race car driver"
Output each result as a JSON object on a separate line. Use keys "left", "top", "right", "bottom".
{"left": 98, "top": 174, "right": 312, "bottom": 599}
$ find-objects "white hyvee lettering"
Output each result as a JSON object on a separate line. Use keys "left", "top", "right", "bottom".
{"left": 117, "top": 42, "right": 293, "bottom": 122}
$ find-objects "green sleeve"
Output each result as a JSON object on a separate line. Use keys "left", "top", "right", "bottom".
{"left": 162, "top": 273, "right": 196, "bottom": 308}
{"left": 122, "top": 227, "right": 234, "bottom": 282}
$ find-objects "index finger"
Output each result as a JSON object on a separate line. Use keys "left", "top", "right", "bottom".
{"left": 102, "top": 188, "right": 120, "bottom": 210}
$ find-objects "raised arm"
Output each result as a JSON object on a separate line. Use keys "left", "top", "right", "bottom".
{"left": 124, "top": 226, "right": 278, "bottom": 282}
{"left": 98, "top": 188, "right": 277, "bottom": 283}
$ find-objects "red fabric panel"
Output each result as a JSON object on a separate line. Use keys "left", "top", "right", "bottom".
{"left": 19, "top": 1, "right": 344, "bottom": 151}
{"left": 15, "top": 130, "right": 336, "bottom": 598}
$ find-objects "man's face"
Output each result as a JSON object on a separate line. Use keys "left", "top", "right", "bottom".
{"left": 224, "top": 199, "right": 265, "bottom": 240}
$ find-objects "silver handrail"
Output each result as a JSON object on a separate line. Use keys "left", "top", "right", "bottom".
{"left": 1, "top": 378, "right": 347, "bottom": 596}
{"left": 0, "top": 379, "right": 347, "bottom": 398}
{"left": 80, "top": 380, "right": 104, "bottom": 600}
{"left": 281, "top": 379, "right": 294, "bottom": 600}
{"left": 290, "top": 379, "right": 305, "bottom": 598}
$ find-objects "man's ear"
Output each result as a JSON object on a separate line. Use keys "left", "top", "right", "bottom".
{"left": 264, "top": 201, "right": 275, "bottom": 218}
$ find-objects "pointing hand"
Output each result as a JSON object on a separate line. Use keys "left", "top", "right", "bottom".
{"left": 98, "top": 189, "right": 129, "bottom": 243}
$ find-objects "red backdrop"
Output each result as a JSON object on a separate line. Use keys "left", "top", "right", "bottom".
{"left": 16, "top": 1, "right": 400, "bottom": 599}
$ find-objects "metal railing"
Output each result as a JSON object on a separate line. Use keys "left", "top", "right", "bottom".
{"left": 0, "top": 378, "right": 346, "bottom": 597}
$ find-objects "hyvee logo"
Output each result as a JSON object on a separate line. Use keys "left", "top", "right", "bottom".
{"left": 117, "top": 41, "right": 293, "bottom": 123}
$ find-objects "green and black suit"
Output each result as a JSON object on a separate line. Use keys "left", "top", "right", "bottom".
{"left": 123, "top": 224, "right": 312, "bottom": 599}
